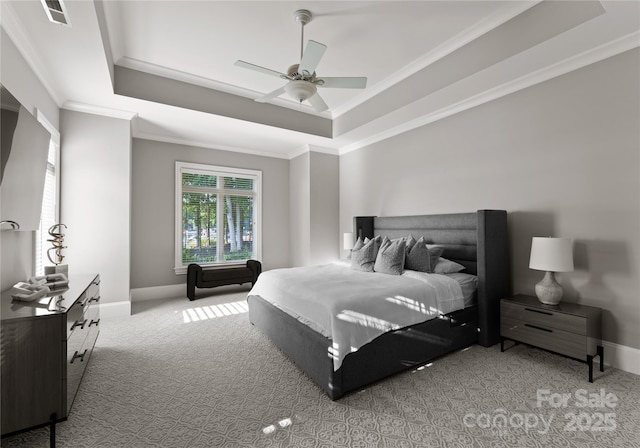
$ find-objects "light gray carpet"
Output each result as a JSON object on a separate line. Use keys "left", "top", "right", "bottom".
{"left": 3, "top": 288, "right": 639, "bottom": 447}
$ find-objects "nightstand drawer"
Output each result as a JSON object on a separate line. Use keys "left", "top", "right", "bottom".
{"left": 501, "top": 316, "right": 585, "bottom": 360}
{"left": 501, "top": 300, "right": 586, "bottom": 335}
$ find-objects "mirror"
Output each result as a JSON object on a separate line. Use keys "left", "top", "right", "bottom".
{"left": 1, "top": 85, "right": 51, "bottom": 231}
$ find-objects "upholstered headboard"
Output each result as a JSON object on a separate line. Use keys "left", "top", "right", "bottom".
{"left": 353, "top": 210, "right": 509, "bottom": 347}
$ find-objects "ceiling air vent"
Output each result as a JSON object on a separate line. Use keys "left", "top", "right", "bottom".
{"left": 40, "top": 0, "right": 71, "bottom": 27}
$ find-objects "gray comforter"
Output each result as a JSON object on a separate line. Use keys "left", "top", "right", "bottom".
{"left": 248, "top": 263, "right": 464, "bottom": 370}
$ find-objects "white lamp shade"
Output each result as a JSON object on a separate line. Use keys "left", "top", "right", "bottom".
{"left": 529, "top": 237, "right": 574, "bottom": 272}
{"left": 343, "top": 232, "right": 354, "bottom": 250}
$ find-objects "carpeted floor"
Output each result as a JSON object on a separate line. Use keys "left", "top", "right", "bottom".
{"left": 2, "top": 287, "right": 639, "bottom": 447}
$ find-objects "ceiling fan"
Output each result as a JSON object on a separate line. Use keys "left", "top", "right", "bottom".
{"left": 235, "top": 9, "right": 367, "bottom": 113}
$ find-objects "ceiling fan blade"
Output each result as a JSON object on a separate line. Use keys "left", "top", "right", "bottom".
{"left": 307, "top": 92, "right": 329, "bottom": 113}
{"left": 298, "top": 40, "right": 327, "bottom": 76}
{"left": 318, "top": 77, "right": 367, "bottom": 89}
{"left": 235, "top": 60, "right": 287, "bottom": 79}
{"left": 255, "top": 85, "right": 286, "bottom": 103}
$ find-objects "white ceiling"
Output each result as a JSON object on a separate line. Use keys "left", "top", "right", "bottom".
{"left": 2, "top": 1, "right": 639, "bottom": 159}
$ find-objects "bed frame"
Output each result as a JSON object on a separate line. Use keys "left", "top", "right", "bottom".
{"left": 248, "top": 210, "right": 509, "bottom": 400}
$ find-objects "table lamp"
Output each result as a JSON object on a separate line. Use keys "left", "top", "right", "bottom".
{"left": 343, "top": 232, "right": 354, "bottom": 250}
{"left": 529, "top": 237, "right": 574, "bottom": 305}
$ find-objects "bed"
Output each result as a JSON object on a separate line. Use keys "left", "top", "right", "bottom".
{"left": 247, "top": 210, "right": 509, "bottom": 400}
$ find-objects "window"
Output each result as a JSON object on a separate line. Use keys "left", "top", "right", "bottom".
{"left": 35, "top": 112, "right": 60, "bottom": 276}
{"left": 175, "top": 162, "right": 261, "bottom": 274}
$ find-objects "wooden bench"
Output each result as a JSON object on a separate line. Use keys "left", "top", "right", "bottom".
{"left": 187, "top": 260, "right": 261, "bottom": 301}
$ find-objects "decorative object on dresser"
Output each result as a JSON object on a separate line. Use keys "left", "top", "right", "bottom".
{"left": 1, "top": 273, "right": 100, "bottom": 447}
{"left": 44, "top": 223, "right": 68, "bottom": 276}
{"left": 500, "top": 294, "right": 603, "bottom": 382}
{"left": 529, "top": 237, "right": 574, "bottom": 305}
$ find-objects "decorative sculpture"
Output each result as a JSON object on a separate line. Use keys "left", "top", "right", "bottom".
{"left": 47, "top": 223, "right": 67, "bottom": 265}
{"left": 44, "top": 223, "right": 68, "bottom": 276}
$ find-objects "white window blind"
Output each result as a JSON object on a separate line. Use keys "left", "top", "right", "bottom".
{"left": 175, "top": 162, "right": 261, "bottom": 274}
{"left": 35, "top": 139, "right": 59, "bottom": 275}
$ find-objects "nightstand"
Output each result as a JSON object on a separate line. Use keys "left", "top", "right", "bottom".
{"left": 500, "top": 295, "right": 603, "bottom": 382}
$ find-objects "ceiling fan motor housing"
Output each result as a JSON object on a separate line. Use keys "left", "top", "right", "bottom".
{"left": 287, "top": 64, "right": 317, "bottom": 81}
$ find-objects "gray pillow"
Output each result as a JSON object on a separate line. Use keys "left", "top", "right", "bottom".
{"left": 427, "top": 244, "right": 445, "bottom": 272}
{"left": 350, "top": 237, "right": 379, "bottom": 272}
{"left": 347, "top": 237, "right": 364, "bottom": 260}
{"left": 405, "top": 236, "right": 431, "bottom": 272}
{"left": 374, "top": 236, "right": 406, "bottom": 275}
{"left": 433, "top": 257, "right": 465, "bottom": 274}
{"left": 405, "top": 234, "right": 416, "bottom": 252}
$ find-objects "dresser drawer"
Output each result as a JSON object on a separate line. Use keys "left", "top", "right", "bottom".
{"left": 86, "top": 276, "right": 100, "bottom": 305}
{"left": 501, "top": 316, "right": 586, "bottom": 360}
{"left": 65, "top": 298, "right": 86, "bottom": 337}
{"left": 501, "top": 300, "right": 586, "bottom": 335}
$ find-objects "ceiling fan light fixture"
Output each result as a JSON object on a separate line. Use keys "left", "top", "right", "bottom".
{"left": 284, "top": 80, "right": 317, "bottom": 103}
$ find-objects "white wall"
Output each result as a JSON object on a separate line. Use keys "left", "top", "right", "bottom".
{"left": 340, "top": 49, "right": 640, "bottom": 350}
{"left": 60, "top": 110, "right": 132, "bottom": 313}
{"left": 0, "top": 28, "right": 58, "bottom": 291}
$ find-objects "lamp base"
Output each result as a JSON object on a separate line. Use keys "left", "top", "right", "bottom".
{"left": 535, "top": 271, "right": 563, "bottom": 305}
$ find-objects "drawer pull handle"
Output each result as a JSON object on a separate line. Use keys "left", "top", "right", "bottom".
{"left": 524, "top": 308, "right": 553, "bottom": 316}
{"left": 89, "top": 296, "right": 101, "bottom": 303}
{"left": 524, "top": 323, "right": 553, "bottom": 333}
{"left": 71, "top": 319, "right": 87, "bottom": 331}
{"left": 89, "top": 318, "right": 100, "bottom": 327}
{"left": 71, "top": 349, "right": 87, "bottom": 364}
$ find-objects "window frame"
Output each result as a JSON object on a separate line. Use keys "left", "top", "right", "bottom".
{"left": 174, "top": 161, "right": 262, "bottom": 275}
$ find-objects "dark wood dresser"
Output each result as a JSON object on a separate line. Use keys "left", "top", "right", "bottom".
{"left": 1, "top": 273, "right": 100, "bottom": 439}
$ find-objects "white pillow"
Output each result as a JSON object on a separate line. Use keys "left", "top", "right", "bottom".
{"left": 433, "top": 257, "right": 465, "bottom": 274}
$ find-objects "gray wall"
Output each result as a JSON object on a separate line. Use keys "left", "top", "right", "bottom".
{"left": 289, "top": 151, "right": 340, "bottom": 267}
{"left": 309, "top": 152, "right": 339, "bottom": 265}
{"left": 131, "top": 138, "right": 290, "bottom": 289}
{"left": 289, "top": 152, "right": 311, "bottom": 267}
{"left": 339, "top": 49, "right": 640, "bottom": 349}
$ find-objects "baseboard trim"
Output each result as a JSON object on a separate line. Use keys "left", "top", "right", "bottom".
{"left": 99, "top": 300, "right": 131, "bottom": 318}
{"left": 131, "top": 284, "right": 186, "bottom": 302}
{"left": 602, "top": 340, "right": 640, "bottom": 376}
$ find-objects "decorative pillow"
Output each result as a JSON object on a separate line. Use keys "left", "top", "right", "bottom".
{"left": 347, "top": 237, "right": 365, "bottom": 260}
{"left": 374, "top": 236, "right": 406, "bottom": 275}
{"left": 427, "top": 244, "right": 445, "bottom": 272}
{"left": 350, "top": 237, "right": 379, "bottom": 272}
{"left": 405, "top": 234, "right": 416, "bottom": 252}
{"left": 405, "top": 236, "right": 431, "bottom": 272}
{"left": 433, "top": 257, "right": 466, "bottom": 274}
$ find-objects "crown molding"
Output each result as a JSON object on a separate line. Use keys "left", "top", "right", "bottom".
{"left": 133, "top": 132, "right": 290, "bottom": 160}
{"left": 63, "top": 101, "right": 138, "bottom": 120}
{"left": 331, "top": 0, "right": 540, "bottom": 118}
{"left": 339, "top": 30, "right": 640, "bottom": 156}
{"left": 1, "top": 2, "right": 65, "bottom": 106}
